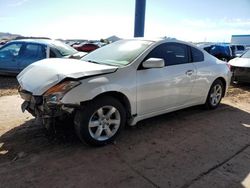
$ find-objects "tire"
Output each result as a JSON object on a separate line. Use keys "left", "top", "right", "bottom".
{"left": 74, "top": 96, "right": 126, "bottom": 146}
{"left": 205, "top": 79, "right": 224, "bottom": 109}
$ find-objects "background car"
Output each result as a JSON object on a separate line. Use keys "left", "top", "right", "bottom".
{"left": 230, "top": 45, "right": 246, "bottom": 57}
{"left": 73, "top": 42, "right": 100, "bottom": 52}
{"left": 0, "top": 39, "right": 86, "bottom": 75}
{"left": 228, "top": 49, "right": 250, "bottom": 83}
{"left": 0, "top": 40, "right": 8, "bottom": 48}
{"left": 198, "top": 44, "right": 233, "bottom": 62}
{"left": 18, "top": 38, "right": 231, "bottom": 146}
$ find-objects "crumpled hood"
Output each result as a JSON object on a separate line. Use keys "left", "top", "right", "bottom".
{"left": 228, "top": 57, "right": 250, "bottom": 68}
{"left": 17, "top": 58, "right": 117, "bottom": 95}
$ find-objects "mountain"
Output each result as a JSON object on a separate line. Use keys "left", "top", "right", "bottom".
{"left": 0, "top": 32, "right": 22, "bottom": 40}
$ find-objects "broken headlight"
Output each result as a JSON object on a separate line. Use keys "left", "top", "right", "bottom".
{"left": 44, "top": 81, "right": 81, "bottom": 103}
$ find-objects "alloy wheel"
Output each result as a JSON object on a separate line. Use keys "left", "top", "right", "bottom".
{"left": 88, "top": 106, "right": 121, "bottom": 141}
{"left": 210, "top": 84, "right": 222, "bottom": 106}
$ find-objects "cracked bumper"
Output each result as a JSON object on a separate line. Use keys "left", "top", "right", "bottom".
{"left": 19, "top": 89, "right": 78, "bottom": 119}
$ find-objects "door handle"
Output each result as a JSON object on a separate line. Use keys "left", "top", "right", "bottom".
{"left": 186, "top": 70, "right": 194, "bottom": 76}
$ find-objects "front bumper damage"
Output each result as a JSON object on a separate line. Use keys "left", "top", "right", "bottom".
{"left": 19, "top": 89, "right": 43, "bottom": 116}
{"left": 231, "top": 66, "right": 250, "bottom": 83}
{"left": 19, "top": 88, "right": 79, "bottom": 129}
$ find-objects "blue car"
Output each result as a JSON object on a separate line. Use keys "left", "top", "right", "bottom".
{"left": 0, "top": 39, "right": 86, "bottom": 75}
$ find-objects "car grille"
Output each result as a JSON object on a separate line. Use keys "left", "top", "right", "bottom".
{"left": 231, "top": 66, "right": 250, "bottom": 73}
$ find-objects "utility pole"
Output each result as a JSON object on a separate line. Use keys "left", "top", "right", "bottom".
{"left": 134, "top": 0, "right": 146, "bottom": 37}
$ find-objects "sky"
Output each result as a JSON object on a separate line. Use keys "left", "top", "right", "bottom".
{"left": 0, "top": 0, "right": 250, "bottom": 42}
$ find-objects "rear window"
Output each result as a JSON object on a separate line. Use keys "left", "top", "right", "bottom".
{"left": 191, "top": 47, "right": 204, "bottom": 62}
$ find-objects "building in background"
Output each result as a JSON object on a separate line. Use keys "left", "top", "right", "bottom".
{"left": 231, "top": 35, "right": 250, "bottom": 47}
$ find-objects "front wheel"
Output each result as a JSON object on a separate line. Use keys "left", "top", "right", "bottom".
{"left": 205, "top": 79, "right": 224, "bottom": 109}
{"left": 74, "top": 96, "right": 126, "bottom": 146}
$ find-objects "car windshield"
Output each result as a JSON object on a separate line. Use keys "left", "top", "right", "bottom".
{"left": 51, "top": 41, "right": 78, "bottom": 56}
{"left": 241, "top": 50, "right": 250, "bottom": 58}
{"left": 81, "top": 40, "right": 153, "bottom": 67}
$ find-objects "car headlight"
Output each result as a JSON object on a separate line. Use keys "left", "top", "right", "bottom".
{"left": 44, "top": 81, "right": 81, "bottom": 103}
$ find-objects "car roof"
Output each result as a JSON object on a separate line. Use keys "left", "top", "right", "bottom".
{"left": 123, "top": 37, "right": 203, "bottom": 51}
{"left": 122, "top": 37, "right": 197, "bottom": 46}
{"left": 7, "top": 39, "right": 62, "bottom": 47}
{"left": 123, "top": 37, "right": 178, "bottom": 43}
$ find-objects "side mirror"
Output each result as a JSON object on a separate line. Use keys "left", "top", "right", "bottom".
{"left": 142, "top": 58, "right": 165, "bottom": 69}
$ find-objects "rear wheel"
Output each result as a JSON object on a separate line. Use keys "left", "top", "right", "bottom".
{"left": 205, "top": 79, "right": 224, "bottom": 109}
{"left": 74, "top": 96, "right": 126, "bottom": 146}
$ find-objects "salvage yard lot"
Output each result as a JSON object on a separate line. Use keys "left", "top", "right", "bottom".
{"left": 0, "top": 76, "right": 249, "bottom": 188}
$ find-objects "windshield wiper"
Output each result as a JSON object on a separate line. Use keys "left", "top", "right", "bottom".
{"left": 85, "top": 59, "right": 119, "bottom": 67}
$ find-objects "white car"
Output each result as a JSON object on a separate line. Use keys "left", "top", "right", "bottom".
{"left": 228, "top": 49, "right": 250, "bottom": 83}
{"left": 17, "top": 38, "right": 231, "bottom": 146}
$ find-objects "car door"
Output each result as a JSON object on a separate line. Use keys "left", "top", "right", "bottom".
{"left": 187, "top": 46, "right": 209, "bottom": 103}
{"left": 0, "top": 42, "right": 22, "bottom": 73}
{"left": 18, "top": 43, "right": 46, "bottom": 71}
{"left": 136, "top": 42, "right": 197, "bottom": 115}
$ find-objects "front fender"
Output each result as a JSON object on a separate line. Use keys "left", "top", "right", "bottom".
{"left": 61, "top": 73, "right": 136, "bottom": 114}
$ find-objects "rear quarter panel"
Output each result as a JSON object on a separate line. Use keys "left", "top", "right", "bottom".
{"left": 192, "top": 53, "right": 231, "bottom": 104}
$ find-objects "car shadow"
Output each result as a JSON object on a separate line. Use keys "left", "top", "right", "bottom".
{"left": 230, "top": 82, "right": 250, "bottom": 91}
{"left": 0, "top": 103, "right": 249, "bottom": 187}
{"left": 0, "top": 117, "right": 82, "bottom": 163}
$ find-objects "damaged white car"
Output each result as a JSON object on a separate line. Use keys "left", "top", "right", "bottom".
{"left": 228, "top": 49, "right": 250, "bottom": 83}
{"left": 18, "top": 38, "right": 231, "bottom": 146}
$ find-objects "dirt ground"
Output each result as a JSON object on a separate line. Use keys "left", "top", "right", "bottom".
{"left": 0, "top": 76, "right": 19, "bottom": 97}
{"left": 0, "top": 77, "right": 249, "bottom": 188}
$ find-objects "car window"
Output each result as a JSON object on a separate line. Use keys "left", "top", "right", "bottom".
{"left": 191, "top": 47, "right": 204, "bottom": 62}
{"left": 21, "top": 44, "right": 46, "bottom": 59}
{"left": 237, "top": 45, "right": 245, "bottom": 51}
{"left": 0, "top": 43, "right": 22, "bottom": 57}
{"left": 230, "top": 45, "right": 236, "bottom": 51}
{"left": 203, "top": 46, "right": 211, "bottom": 53}
{"left": 146, "top": 43, "right": 189, "bottom": 66}
{"left": 50, "top": 41, "right": 77, "bottom": 56}
{"left": 49, "top": 49, "right": 57, "bottom": 58}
